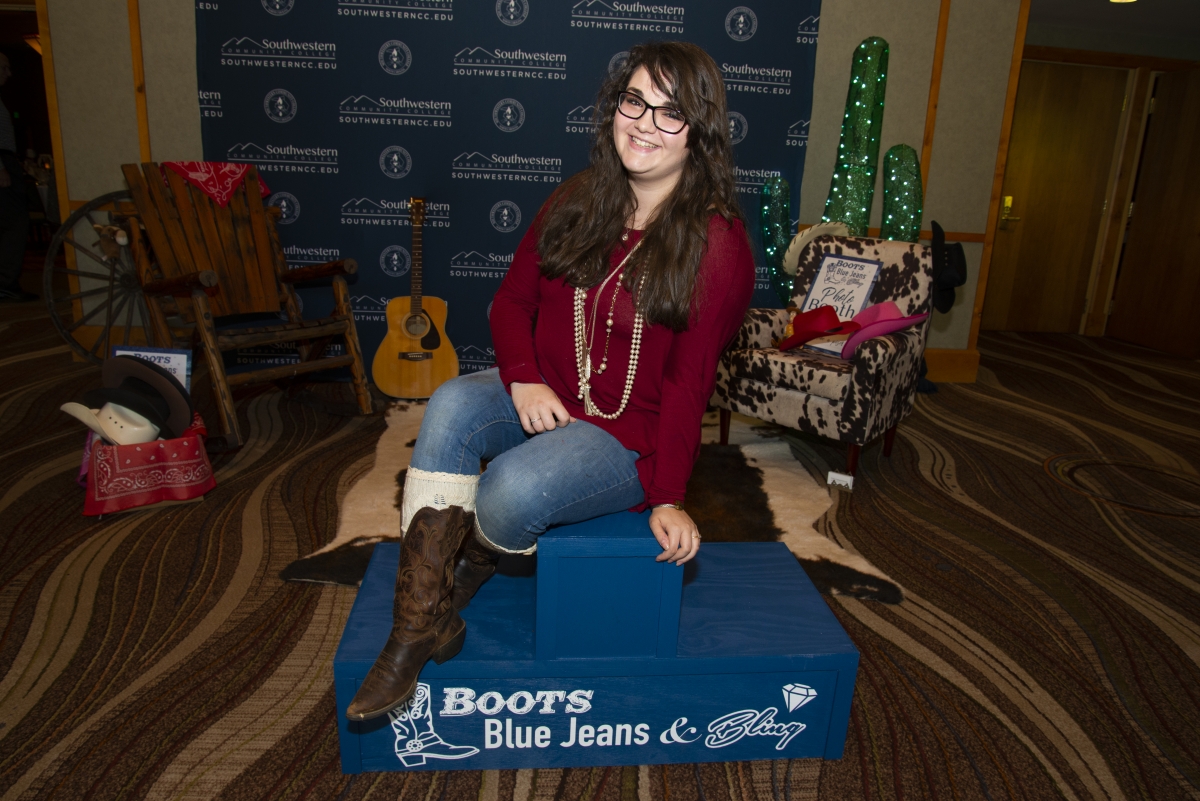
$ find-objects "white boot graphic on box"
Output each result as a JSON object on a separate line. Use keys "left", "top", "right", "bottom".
{"left": 390, "top": 683, "right": 479, "bottom": 766}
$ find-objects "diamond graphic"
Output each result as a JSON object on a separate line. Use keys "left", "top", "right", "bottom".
{"left": 782, "top": 683, "right": 817, "bottom": 712}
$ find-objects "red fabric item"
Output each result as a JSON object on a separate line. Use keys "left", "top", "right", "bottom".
{"left": 491, "top": 213, "right": 755, "bottom": 508}
{"left": 84, "top": 412, "right": 216, "bottom": 516}
{"left": 161, "top": 162, "right": 271, "bottom": 206}
{"left": 777, "top": 305, "right": 858, "bottom": 351}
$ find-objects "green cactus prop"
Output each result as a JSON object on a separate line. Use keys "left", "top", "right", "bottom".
{"left": 881, "top": 144, "right": 922, "bottom": 243}
{"left": 822, "top": 37, "right": 889, "bottom": 236}
{"left": 760, "top": 176, "right": 792, "bottom": 304}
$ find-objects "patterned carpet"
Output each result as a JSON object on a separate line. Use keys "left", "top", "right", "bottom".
{"left": 1, "top": 293, "right": 1198, "bottom": 800}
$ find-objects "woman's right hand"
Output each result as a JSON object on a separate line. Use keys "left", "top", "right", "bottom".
{"left": 511, "top": 382, "right": 576, "bottom": 434}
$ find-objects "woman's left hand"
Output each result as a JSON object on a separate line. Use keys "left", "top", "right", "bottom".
{"left": 650, "top": 506, "right": 700, "bottom": 564}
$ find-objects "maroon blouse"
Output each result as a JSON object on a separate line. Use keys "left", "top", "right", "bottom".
{"left": 490, "top": 213, "right": 755, "bottom": 508}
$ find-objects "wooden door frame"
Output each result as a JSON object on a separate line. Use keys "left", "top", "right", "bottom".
{"left": 35, "top": 0, "right": 153, "bottom": 211}
{"left": 968, "top": 0, "right": 1030, "bottom": 357}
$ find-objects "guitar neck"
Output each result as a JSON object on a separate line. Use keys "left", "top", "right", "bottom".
{"left": 411, "top": 224, "right": 423, "bottom": 315}
{"left": 410, "top": 198, "right": 425, "bottom": 316}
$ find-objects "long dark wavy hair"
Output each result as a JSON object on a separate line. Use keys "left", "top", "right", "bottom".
{"left": 537, "top": 41, "right": 741, "bottom": 332}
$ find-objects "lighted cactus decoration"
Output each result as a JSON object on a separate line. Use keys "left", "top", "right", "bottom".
{"left": 760, "top": 176, "right": 792, "bottom": 304}
{"left": 881, "top": 144, "right": 922, "bottom": 242}
{"left": 822, "top": 37, "right": 889, "bottom": 236}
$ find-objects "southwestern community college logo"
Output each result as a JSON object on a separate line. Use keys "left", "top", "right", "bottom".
{"left": 797, "top": 15, "right": 819, "bottom": 44}
{"left": 267, "top": 192, "right": 301, "bottom": 224}
{"left": 496, "top": 0, "right": 529, "bottom": 26}
{"left": 565, "top": 105, "right": 596, "bottom": 134}
{"left": 728, "top": 112, "right": 749, "bottom": 145}
{"left": 570, "top": 0, "right": 684, "bottom": 34}
{"left": 379, "top": 40, "right": 412, "bottom": 75}
{"left": 608, "top": 50, "right": 629, "bottom": 77}
{"left": 380, "top": 245, "right": 412, "bottom": 277}
{"left": 261, "top": 0, "right": 294, "bottom": 15}
{"left": 493, "top": 99, "right": 525, "bottom": 132}
{"left": 490, "top": 200, "right": 521, "bottom": 233}
{"left": 264, "top": 89, "right": 297, "bottom": 123}
{"left": 725, "top": 6, "right": 758, "bottom": 41}
{"left": 786, "top": 119, "right": 809, "bottom": 147}
{"left": 379, "top": 146, "right": 413, "bottom": 179}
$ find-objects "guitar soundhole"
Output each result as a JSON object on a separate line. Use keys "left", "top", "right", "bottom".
{"left": 404, "top": 314, "right": 430, "bottom": 337}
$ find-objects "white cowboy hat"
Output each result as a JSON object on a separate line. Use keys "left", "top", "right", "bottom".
{"left": 60, "top": 401, "right": 162, "bottom": 446}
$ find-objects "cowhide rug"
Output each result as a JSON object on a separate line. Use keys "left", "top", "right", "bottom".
{"left": 281, "top": 403, "right": 902, "bottom": 603}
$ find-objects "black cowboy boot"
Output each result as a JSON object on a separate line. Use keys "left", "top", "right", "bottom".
{"left": 346, "top": 506, "right": 472, "bottom": 721}
{"left": 450, "top": 531, "right": 503, "bottom": 611}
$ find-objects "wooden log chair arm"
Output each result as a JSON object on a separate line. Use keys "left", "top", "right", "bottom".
{"left": 215, "top": 315, "right": 355, "bottom": 351}
{"left": 279, "top": 258, "right": 359, "bottom": 284}
{"left": 142, "top": 269, "right": 220, "bottom": 297}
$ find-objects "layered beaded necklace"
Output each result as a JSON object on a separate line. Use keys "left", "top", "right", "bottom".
{"left": 573, "top": 235, "right": 645, "bottom": 420}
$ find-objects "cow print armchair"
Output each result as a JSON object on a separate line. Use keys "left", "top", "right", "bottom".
{"left": 711, "top": 235, "right": 935, "bottom": 475}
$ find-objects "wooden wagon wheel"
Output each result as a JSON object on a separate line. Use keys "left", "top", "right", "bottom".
{"left": 43, "top": 190, "right": 153, "bottom": 365}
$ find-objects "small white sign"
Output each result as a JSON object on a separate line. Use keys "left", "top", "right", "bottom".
{"left": 826, "top": 471, "right": 854, "bottom": 491}
{"left": 111, "top": 347, "right": 192, "bottom": 392}
{"left": 800, "top": 254, "right": 880, "bottom": 356}
{"left": 800, "top": 253, "right": 880, "bottom": 318}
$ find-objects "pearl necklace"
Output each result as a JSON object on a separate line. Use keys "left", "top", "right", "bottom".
{"left": 574, "top": 238, "right": 645, "bottom": 420}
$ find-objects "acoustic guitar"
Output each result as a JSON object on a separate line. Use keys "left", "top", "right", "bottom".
{"left": 371, "top": 198, "right": 460, "bottom": 398}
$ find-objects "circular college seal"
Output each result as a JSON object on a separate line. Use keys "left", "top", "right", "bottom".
{"left": 263, "top": 89, "right": 297, "bottom": 123}
{"left": 492, "top": 99, "right": 525, "bottom": 133}
{"left": 725, "top": 6, "right": 758, "bottom": 41}
{"left": 379, "top": 245, "right": 412, "bottom": 277}
{"left": 267, "top": 192, "right": 301, "bottom": 224}
{"left": 378, "top": 40, "right": 412, "bottom": 76}
{"left": 727, "top": 111, "right": 749, "bottom": 145}
{"left": 261, "top": 0, "right": 294, "bottom": 15}
{"left": 379, "top": 146, "right": 413, "bottom": 180}
{"left": 608, "top": 51, "right": 630, "bottom": 77}
{"left": 489, "top": 201, "right": 522, "bottom": 233}
{"left": 496, "top": 0, "right": 529, "bottom": 26}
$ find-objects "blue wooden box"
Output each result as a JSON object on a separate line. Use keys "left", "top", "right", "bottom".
{"left": 334, "top": 511, "right": 859, "bottom": 772}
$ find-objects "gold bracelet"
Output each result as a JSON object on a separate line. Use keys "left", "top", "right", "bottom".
{"left": 652, "top": 501, "right": 684, "bottom": 511}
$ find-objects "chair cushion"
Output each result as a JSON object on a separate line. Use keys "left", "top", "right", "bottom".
{"left": 722, "top": 347, "right": 853, "bottom": 402}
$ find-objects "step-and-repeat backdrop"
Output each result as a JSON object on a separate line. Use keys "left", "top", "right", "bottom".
{"left": 196, "top": 0, "right": 822, "bottom": 373}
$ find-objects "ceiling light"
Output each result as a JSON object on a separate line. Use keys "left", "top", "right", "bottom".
{"left": 1110, "top": 0, "right": 1136, "bottom": 4}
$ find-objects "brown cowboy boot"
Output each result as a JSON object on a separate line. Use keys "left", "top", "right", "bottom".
{"left": 346, "top": 506, "right": 472, "bottom": 722}
{"left": 451, "top": 531, "right": 502, "bottom": 611}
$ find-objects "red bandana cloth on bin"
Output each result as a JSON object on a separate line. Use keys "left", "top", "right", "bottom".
{"left": 161, "top": 162, "right": 271, "bottom": 207}
{"left": 84, "top": 412, "right": 216, "bottom": 516}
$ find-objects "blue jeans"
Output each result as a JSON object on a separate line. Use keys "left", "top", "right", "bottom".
{"left": 410, "top": 369, "right": 644, "bottom": 552}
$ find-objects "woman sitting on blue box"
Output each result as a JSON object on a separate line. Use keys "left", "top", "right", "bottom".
{"left": 347, "top": 41, "right": 755, "bottom": 722}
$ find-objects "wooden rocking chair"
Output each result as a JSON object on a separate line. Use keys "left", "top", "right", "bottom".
{"left": 122, "top": 163, "right": 373, "bottom": 449}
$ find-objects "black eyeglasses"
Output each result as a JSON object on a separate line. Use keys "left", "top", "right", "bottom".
{"left": 616, "top": 91, "right": 687, "bottom": 134}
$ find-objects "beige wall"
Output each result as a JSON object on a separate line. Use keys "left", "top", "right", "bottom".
{"left": 48, "top": 0, "right": 141, "bottom": 200}
{"left": 140, "top": 0, "right": 202, "bottom": 162}
{"left": 800, "top": 0, "right": 941, "bottom": 229}
{"left": 46, "top": 0, "right": 1020, "bottom": 352}
{"left": 925, "top": 0, "right": 1018, "bottom": 348}
{"left": 46, "top": 0, "right": 199, "bottom": 201}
